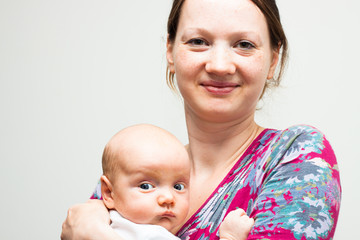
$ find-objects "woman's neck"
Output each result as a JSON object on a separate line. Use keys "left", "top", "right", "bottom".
{"left": 185, "top": 110, "right": 263, "bottom": 175}
{"left": 183, "top": 108, "right": 264, "bottom": 221}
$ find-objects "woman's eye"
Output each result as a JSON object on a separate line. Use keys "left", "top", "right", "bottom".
{"left": 235, "top": 40, "right": 255, "bottom": 50}
{"left": 139, "top": 183, "right": 154, "bottom": 190}
{"left": 187, "top": 38, "right": 208, "bottom": 46}
{"left": 174, "top": 183, "right": 185, "bottom": 191}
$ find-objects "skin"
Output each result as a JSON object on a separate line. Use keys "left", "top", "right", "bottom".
{"left": 100, "top": 124, "right": 191, "bottom": 234}
{"left": 219, "top": 209, "right": 255, "bottom": 240}
{"left": 166, "top": 0, "right": 279, "bottom": 219}
{"left": 61, "top": 0, "right": 277, "bottom": 238}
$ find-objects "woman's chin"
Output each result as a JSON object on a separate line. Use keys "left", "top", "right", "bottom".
{"left": 185, "top": 101, "right": 256, "bottom": 124}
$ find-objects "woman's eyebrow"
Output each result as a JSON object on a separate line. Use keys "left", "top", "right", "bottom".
{"left": 181, "top": 28, "right": 262, "bottom": 40}
{"left": 180, "top": 28, "right": 210, "bottom": 40}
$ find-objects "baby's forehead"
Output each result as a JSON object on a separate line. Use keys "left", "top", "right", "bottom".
{"left": 108, "top": 124, "right": 189, "bottom": 169}
{"left": 111, "top": 131, "right": 187, "bottom": 159}
{"left": 117, "top": 157, "right": 190, "bottom": 183}
{"left": 122, "top": 152, "right": 190, "bottom": 172}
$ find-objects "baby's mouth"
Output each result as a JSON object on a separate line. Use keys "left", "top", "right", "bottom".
{"left": 160, "top": 211, "right": 176, "bottom": 218}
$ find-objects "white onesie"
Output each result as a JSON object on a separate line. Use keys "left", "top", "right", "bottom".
{"left": 110, "top": 210, "right": 180, "bottom": 240}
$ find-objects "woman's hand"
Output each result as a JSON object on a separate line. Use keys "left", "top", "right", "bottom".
{"left": 61, "top": 199, "right": 121, "bottom": 240}
{"left": 219, "top": 208, "right": 254, "bottom": 240}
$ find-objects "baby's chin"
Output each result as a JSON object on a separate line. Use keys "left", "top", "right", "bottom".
{"left": 168, "top": 224, "right": 183, "bottom": 235}
{"left": 156, "top": 218, "right": 180, "bottom": 234}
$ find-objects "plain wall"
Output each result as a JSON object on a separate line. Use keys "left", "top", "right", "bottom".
{"left": 0, "top": 0, "right": 358, "bottom": 239}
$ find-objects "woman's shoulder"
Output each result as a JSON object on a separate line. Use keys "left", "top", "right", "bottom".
{"left": 258, "top": 124, "right": 337, "bottom": 167}
{"left": 271, "top": 124, "right": 325, "bottom": 137}
{"left": 264, "top": 124, "right": 328, "bottom": 147}
{"left": 261, "top": 124, "right": 337, "bottom": 168}
{"left": 282, "top": 124, "right": 325, "bottom": 135}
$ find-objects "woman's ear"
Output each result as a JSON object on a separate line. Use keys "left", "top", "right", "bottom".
{"left": 267, "top": 45, "right": 280, "bottom": 80}
{"left": 166, "top": 35, "right": 175, "bottom": 74}
{"left": 100, "top": 175, "right": 115, "bottom": 209}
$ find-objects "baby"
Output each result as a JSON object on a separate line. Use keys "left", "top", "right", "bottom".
{"left": 100, "top": 124, "right": 253, "bottom": 240}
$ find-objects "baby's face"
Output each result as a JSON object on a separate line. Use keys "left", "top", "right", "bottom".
{"left": 110, "top": 143, "right": 190, "bottom": 233}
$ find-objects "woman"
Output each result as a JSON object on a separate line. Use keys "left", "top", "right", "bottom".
{"left": 62, "top": 0, "right": 341, "bottom": 239}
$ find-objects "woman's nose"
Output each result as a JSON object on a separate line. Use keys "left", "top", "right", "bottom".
{"left": 157, "top": 189, "right": 175, "bottom": 207}
{"left": 205, "top": 45, "right": 236, "bottom": 76}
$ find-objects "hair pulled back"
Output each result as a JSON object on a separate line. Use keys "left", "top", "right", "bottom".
{"left": 166, "top": 0, "right": 288, "bottom": 96}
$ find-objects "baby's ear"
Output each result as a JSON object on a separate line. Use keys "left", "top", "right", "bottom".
{"left": 100, "top": 175, "right": 115, "bottom": 209}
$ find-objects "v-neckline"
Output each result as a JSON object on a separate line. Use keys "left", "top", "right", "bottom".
{"left": 177, "top": 128, "right": 270, "bottom": 235}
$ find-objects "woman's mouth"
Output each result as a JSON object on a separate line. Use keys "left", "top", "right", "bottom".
{"left": 200, "top": 81, "right": 240, "bottom": 95}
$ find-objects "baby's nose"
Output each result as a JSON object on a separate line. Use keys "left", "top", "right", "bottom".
{"left": 157, "top": 189, "right": 175, "bottom": 206}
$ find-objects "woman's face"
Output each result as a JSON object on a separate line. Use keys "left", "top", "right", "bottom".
{"left": 167, "top": 0, "right": 279, "bottom": 123}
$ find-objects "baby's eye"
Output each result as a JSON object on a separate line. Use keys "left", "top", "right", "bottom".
{"left": 235, "top": 40, "right": 255, "bottom": 50}
{"left": 186, "top": 38, "right": 208, "bottom": 46}
{"left": 139, "top": 183, "right": 154, "bottom": 190}
{"left": 174, "top": 183, "right": 185, "bottom": 191}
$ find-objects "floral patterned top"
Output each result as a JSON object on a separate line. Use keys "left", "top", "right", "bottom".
{"left": 92, "top": 125, "right": 341, "bottom": 240}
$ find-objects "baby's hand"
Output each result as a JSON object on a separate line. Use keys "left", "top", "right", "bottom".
{"left": 219, "top": 208, "right": 254, "bottom": 240}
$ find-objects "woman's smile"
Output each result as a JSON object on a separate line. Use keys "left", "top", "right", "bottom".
{"left": 200, "top": 80, "right": 241, "bottom": 95}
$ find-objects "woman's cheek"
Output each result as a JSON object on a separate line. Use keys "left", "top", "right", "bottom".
{"left": 240, "top": 56, "right": 269, "bottom": 85}
{"left": 175, "top": 50, "right": 202, "bottom": 77}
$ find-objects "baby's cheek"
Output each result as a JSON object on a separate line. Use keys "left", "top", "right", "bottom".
{"left": 122, "top": 204, "right": 153, "bottom": 224}
{"left": 114, "top": 192, "right": 153, "bottom": 223}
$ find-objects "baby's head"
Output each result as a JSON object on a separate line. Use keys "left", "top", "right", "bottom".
{"left": 101, "top": 124, "right": 190, "bottom": 233}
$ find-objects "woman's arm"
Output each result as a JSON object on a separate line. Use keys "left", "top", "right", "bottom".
{"left": 61, "top": 199, "right": 123, "bottom": 240}
{"left": 248, "top": 126, "right": 341, "bottom": 239}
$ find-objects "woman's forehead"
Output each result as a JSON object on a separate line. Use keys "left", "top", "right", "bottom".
{"left": 177, "top": 0, "right": 268, "bottom": 36}
{"left": 180, "top": 0, "right": 263, "bottom": 21}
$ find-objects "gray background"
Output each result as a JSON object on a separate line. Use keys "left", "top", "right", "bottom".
{"left": 0, "top": 0, "right": 359, "bottom": 239}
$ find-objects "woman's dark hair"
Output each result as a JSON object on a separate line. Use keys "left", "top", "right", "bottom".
{"left": 166, "top": 0, "right": 288, "bottom": 96}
